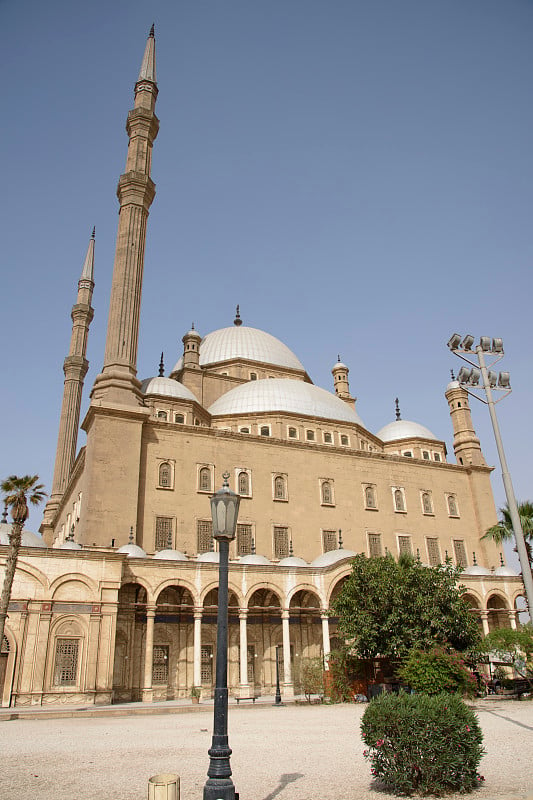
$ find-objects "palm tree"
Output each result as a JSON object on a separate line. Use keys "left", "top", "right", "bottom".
{"left": 0, "top": 475, "right": 46, "bottom": 644}
{"left": 482, "top": 501, "right": 533, "bottom": 570}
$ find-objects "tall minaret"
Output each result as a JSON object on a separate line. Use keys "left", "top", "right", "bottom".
{"left": 92, "top": 25, "right": 159, "bottom": 406}
{"left": 445, "top": 377, "right": 485, "bottom": 466}
{"left": 42, "top": 231, "right": 95, "bottom": 528}
{"left": 332, "top": 356, "right": 356, "bottom": 410}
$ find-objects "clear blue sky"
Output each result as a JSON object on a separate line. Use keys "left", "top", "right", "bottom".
{"left": 1, "top": 1, "right": 532, "bottom": 544}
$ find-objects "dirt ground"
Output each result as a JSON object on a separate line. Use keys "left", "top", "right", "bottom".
{"left": 1, "top": 699, "right": 532, "bottom": 800}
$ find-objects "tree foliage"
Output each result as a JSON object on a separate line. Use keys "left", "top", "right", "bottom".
{"left": 480, "top": 624, "right": 533, "bottom": 687}
{"left": 332, "top": 553, "right": 480, "bottom": 659}
{"left": 397, "top": 647, "right": 477, "bottom": 697}
{"left": 482, "top": 501, "right": 533, "bottom": 568}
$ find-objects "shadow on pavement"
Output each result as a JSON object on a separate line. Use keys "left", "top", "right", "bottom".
{"left": 260, "top": 772, "right": 304, "bottom": 800}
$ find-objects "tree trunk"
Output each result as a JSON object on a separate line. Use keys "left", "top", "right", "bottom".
{"left": 0, "top": 522, "right": 23, "bottom": 645}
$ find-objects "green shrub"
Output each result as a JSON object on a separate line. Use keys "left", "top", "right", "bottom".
{"left": 361, "top": 692, "right": 485, "bottom": 795}
{"left": 326, "top": 649, "right": 357, "bottom": 702}
{"left": 299, "top": 657, "right": 325, "bottom": 702}
{"left": 397, "top": 647, "right": 477, "bottom": 697}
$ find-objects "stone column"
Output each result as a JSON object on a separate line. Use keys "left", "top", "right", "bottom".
{"left": 281, "top": 610, "right": 294, "bottom": 697}
{"left": 238, "top": 609, "right": 251, "bottom": 697}
{"left": 321, "top": 611, "right": 330, "bottom": 669}
{"left": 508, "top": 610, "right": 517, "bottom": 630}
{"left": 142, "top": 604, "right": 156, "bottom": 702}
{"left": 193, "top": 608, "right": 202, "bottom": 689}
{"left": 480, "top": 611, "right": 490, "bottom": 637}
{"left": 30, "top": 605, "right": 53, "bottom": 705}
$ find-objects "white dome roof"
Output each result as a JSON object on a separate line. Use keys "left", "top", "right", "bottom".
{"left": 0, "top": 523, "right": 45, "bottom": 548}
{"left": 239, "top": 554, "right": 272, "bottom": 565}
{"left": 377, "top": 419, "right": 438, "bottom": 442}
{"left": 446, "top": 380, "right": 461, "bottom": 391}
{"left": 117, "top": 543, "right": 147, "bottom": 558}
{"left": 59, "top": 539, "right": 82, "bottom": 550}
{"left": 208, "top": 379, "right": 365, "bottom": 426}
{"left": 172, "top": 326, "right": 305, "bottom": 373}
{"left": 141, "top": 376, "right": 198, "bottom": 401}
{"left": 153, "top": 549, "right": 188, "bottom": 561}
{"left": 494, "top": 565, "right": 518, "bottom": 577}
{"left": 311, "top": 548, "right": 357, "bottom": 567}
{"left": 278, "top": 556, "right": 308, "bottom": 567}
{"left": 197, "top": 551, "right": 220, "bottom": 563}
{"left": 462, "top": 564, "right": 491, "bottom": 576}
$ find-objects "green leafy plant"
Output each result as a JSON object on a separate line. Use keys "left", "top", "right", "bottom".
{"left": 481, "top": 625, "right": 533, "bottom": 690}
{"left": 299, "top": 657, "right": 325, "bottom": 702}
{"left": 361, "top": 692, "right": 485, "bottom": 795}
{"left": 398, "top": 647, "right": 477, "bottom": 697}
{"left": 325, "top": 648, "right": 358, "bottom": 702}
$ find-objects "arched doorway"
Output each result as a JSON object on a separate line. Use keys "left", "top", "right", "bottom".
{"left": 289, "top": 589, "right": 322, "bottom": 694}
{"left": 487, "top": 594, "right": 510, "bottom": 631}
{"left": 113, "top": 583, "right": 147, "bottom": 702}
{"left": 247, "top": 588, "right": 282, "bottom": 693}
{"left": 152, "top": 585, "right": 195, "bottom": 699}
{"left": 202, "top": 588, "right": 239, "bottom": 694}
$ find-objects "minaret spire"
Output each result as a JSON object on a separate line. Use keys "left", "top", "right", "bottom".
{"left": 92, "top": 27, "right": 159, "bottom": 405}
{"left": 41, "top": 231, "right": 96, "bottom": 535}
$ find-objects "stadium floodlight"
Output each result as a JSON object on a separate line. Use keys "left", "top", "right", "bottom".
{"left": 488, "top": 370, "right": 498, "bottom": 388}
{"left": 461, "top": 335, "right": 475, "bottom": 351}
{"left": 457, "top": 366, "right": 472, "bottom": 384}
{"left": 492, "top": 338, "right": 504, "bottom": 354}
{"left": 498, "top": 372, "right": 511, "bottom": 389}
{"left": 447, "top": 333, "right": 462, "bottom": 351}
{"left": 479, "top": 337, "right": 491, "bottom": 352}
{"left": 469, "top": 368, "right": 481, "bottom": 386}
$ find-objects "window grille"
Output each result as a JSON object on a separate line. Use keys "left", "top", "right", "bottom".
{"left": 237, "top": 524, "right": 253, "bottom": 556}
{"left": 274, "top": 476, "right": 286, "bottom": 500}
{"left": 340, "top": 435, "right": 349, "bottom": 446}
{"left": 421, "top": 492, "right": 433, "bottom": 514}
{"left": 365, "top": 486, "right": 376, "bottom": 509}
{"left": 197, "top": 520, "right": 213, "bottom": 554}
{"left": 434, "top": 453, "right": 441, "bottom": 462}
{"left": 201, "top": 645, "right": 213, "bottom": 683}
{"left": 288, "top": 427, "right": 297, "bottom": 439}
{"left": 368, "top": 533, "right": 382, "bottom": 557}
{"left": 321, "top": 481, "right": 333, "bottom": 504}
{"left": 394, "top": 489, "right": 405, "bottom": 512}
{"left": 322, "top": 530, "right": 337, "bottom": 553}
{"left": 238, "top": 471, "right": 250, "bottom": 495}
{"left": 306, "top": 430, "right": 315, "bottom": 441}
{"left": 398, "top": 535, "right": 412, "bottom": 556}
{"left": 152, "top": 645, "right": 169, "bottom": 684}
{"left": 159, "top": 462, "right": 171, "bottom": 488}
{"left": 260, "top": 426, "right": 270, "bottom": 437}
{"left": 174, "top": 413, "right": 184, "bottom": 424}
{"left": 323, "top": 432, "right": 332, "bottom": 443}
{"left": 155, "top": 516, "right": 173, "bottom": 550}
{"left": 157, "top": 410, "right": 168, "bottom": 421}
{"left": 422, "top": 451, "right": 430, "bottom": 460}
{"left": 199, "top": 467, "right": 211, "bottom": 492}
{"left": 54, "top": 639, "right": 79, "bottom": 686}
{"left": 447, "top": 495, "right": 458, "bottom": 516}
{"left": 427, "top": 537, "right": 441, "bottom": 566}
{"left": 453, "top": 539, "right": 467, "bottom": 568}
{"left": 274, "top": 526, "right": 289, "bottom": 559}
{"left": 247, "top": 645, "right": 255, "bottom": 684}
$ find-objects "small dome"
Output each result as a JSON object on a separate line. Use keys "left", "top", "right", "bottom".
{"left": 446, "top": 380, "right": 461, "bottom": 392}
{"left": 377, "top": 419, "right": 438, "bottom": 442}
{"left": 0, "top": 523, "right": 45, "bottom": 548}
{"left": 239, "top": 554, "right": 271, "bottom": 565}
{"left": 153, "top": 549, "right": 188, "bottom": 561}
{"left": 59, "top": 539, "right": 82, "bottom": 550}
{"left": 117, "top": 543, "right": 147, "bottom": 558}
{"left": 141, "top": 376, "right": 198, "bottom": 401}
{"left": 462, "top": 564, "right": 491, "bottom": 576}
{"left": 332, "top": 361, "right": 348, "bottom": 370}
{"left": 183, "top": 328, "right": 201, "bottom": 339}
{"left": 172, "top": 325, "right": 305, "bottom": 373}
{"left": 278, "top": 556, "right": 308, "bottom": 567}
{"left": 197, "top": 551, "right": 220, "bottom": 563}
{"left": 494, "top": 564, "right": 518, "bottom": 577}
{"left": 311, "top": 548, "right": 357, "bottom": 567}
{"left": 208, "top": 379, "right": 364, "bottom": 426}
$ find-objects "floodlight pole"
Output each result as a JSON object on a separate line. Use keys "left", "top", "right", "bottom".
{"left": 475, "top": 345, "right": 533, "bottom": 615}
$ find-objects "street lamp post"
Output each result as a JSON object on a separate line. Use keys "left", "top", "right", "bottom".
{"left": 273, "top": 644, "right": 283, "bottom": 706}
{"left": 203, "top": 473, "right": 240, "bottom": 800}
{"left": 447, "top": 334, "right": 533, "bottom": 615}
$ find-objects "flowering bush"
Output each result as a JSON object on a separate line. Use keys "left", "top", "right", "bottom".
{"left": 361, "top": 692, "right": 485, "bottom": 795}
{"left": 397, "top": 646, "right": 477, "bottom": 697}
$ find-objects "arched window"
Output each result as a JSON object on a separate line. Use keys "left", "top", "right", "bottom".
{"left": 274, "top": 475, "right": 286, "bottom": 500}
{"left": 340, "top": 434, "right": 349, "bottom": 446}
{"left": 159, "top": 462, "right": 171, "bottom": 488}
{"left": 157, "top": 410, "right": 168, "bottom": 421}
{"left": 174, "top": 413, "right": 184, "bottom": 424}
{"left": 323, "top": 432, "right": 333, "bottom": 444}
{"left": 365, "top": 485, "right": 376, "bottom": 509}
{"left": 288, "top": 427, "right": 297, "bottom": 439}
{"left": 199, "top": 467, "right": 211, "bottom": 492}
{"left": 421, "top": 492, "right": 432, "bottom": 514}
{"left": 260, "top": 426, "right": 270, "bottom": 437}
{"left": 447, "top": 495, "right": 458, "bottom": 516}
{"left": 394, "top": 489, "right": 405, "bottom": 512}
{"left": 306, "top": 430, "right": 315, "bottom": 441}
{"left": 321, "top": 481, "right": 333, "bottom": 505}
{"left": 238, "top": 471, "right": 249, "bottom": 496}
{"left": 250, "top": 372, "right": 257, "bottom": 381}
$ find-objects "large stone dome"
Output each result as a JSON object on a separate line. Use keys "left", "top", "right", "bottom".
{"left": 141, "top": 376, "right": 198, "bottom": 401}
{"left": 208, "top": 378, "right": 365, "bottom": 426}
{"left": 172, "top": 325, "right": 305, "bottom": 373}
{"left": 377, "top": 419, "right": 438, "bottom": 442}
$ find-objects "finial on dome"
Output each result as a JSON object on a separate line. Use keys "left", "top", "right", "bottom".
{"left": 450, "top": 369, "right": 455, "bottom": 381}
{"left": 416, "top": 548, "right": 421, "bottom": 562}
{"left": 251, "top": 538, "right": 256, "bottom": 555}
{"left": 158, "top": 352, "right": 164, "bottom": 377}
{"left": 472, "top": 552, "right": 477, "bottom": 565}
{"left": 191, "top": 322, "right": 195, "bottom": 330}
{"left": 337, "top": 354, "right": 341, "bottom": 363}
{"left": 2, "top": 502, "right": 7, "bottom": 524}
{"left": 395, "top": 398, "right": 401, "bottom": 421}
{"left": 234, "top": 305, "right": 242, "bottom": 326}
{"left": 500, "top": 553, "right": 505, "bottom": 567}
{"left": 289, "top": 540, "right": 294, "bottom": 557}
{"left": 67, "top": 524, "right": 75, "bottom": 542}
{"left": 167, "top": 529, "right": 172, "bottom": 548}
{"left": 338, "top": 529, "right": 343, "bottom": 549}
{"left": 129, "top": 526, "right": 134, "bottom": 545}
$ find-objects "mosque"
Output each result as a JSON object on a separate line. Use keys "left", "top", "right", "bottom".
{"left": 0, "top": 29, "right": 523, "bottom": 707}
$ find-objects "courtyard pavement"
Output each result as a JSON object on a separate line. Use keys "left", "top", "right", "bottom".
{"left": 1, "top": 698, "right": 532, "bottom": 800}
